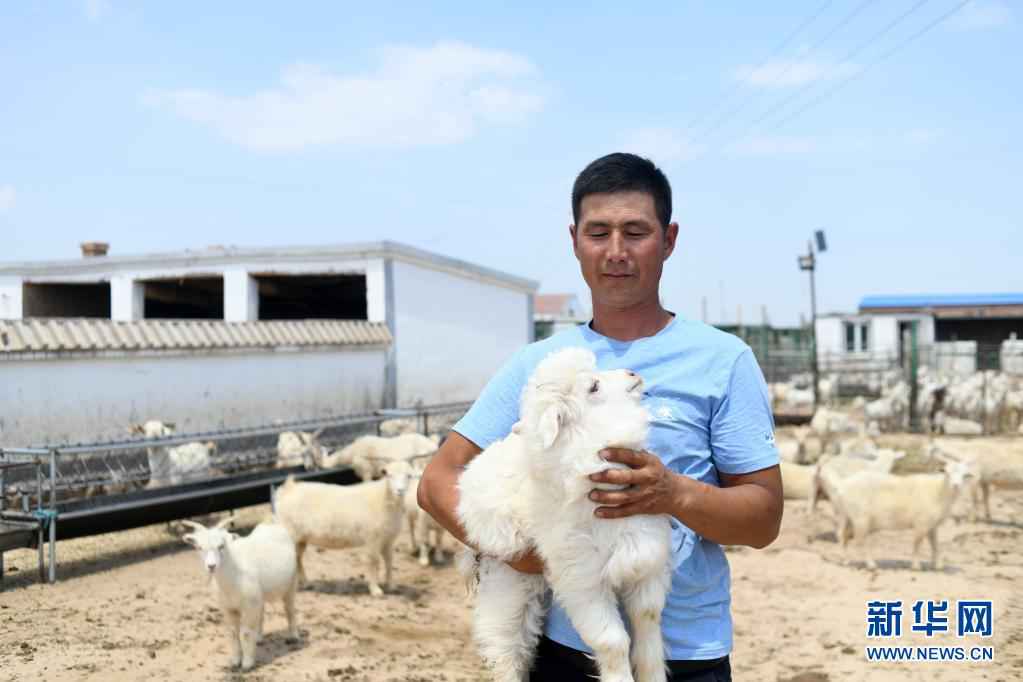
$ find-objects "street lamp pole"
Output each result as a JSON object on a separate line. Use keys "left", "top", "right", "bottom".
{"left": 798, "top": 231, "right": 826, "bottom": 410}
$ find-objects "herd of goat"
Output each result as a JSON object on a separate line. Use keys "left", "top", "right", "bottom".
{"left": 777, "top": 405, "right": 1022, "bottom": 572}
{"left": 171, "top": 358, "right": 1020, "bottom": 677}
{"left": 5, "top": 361, "right": 1020, "bottom": 678}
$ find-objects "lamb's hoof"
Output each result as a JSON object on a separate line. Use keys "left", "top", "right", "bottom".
{"left": 229, "top": 656, "right": 242, "bottom": 669}
{"left": 418, "top": 556, "right": 430, "bottom": 567}
{"left": 369, "top": 585, "right": 385, "bottom": 598}
{"left": 285, "top": 634, "right": 301, "bottom": 645}
{"left": 240, "top": 659, "right": 255, "bottom": 672}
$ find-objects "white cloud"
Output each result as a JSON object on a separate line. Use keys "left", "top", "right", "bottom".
{"left": 144, "top": 41, "right": 544, "bottom": 152}
{"left": 734, "top": 59, "right": 860, "bottom": 88}
{"left": 0, "top": 185, "right": 16, "bottom": 212}
{"left": 83, "top": 0, "right": 110, "bottom": 22}
{"left": 619, "top": 128, "right": 702, "bottom": 164}
{"left": 727, "top": 135, "right": 819, "bottom": 157}
{"left": 949, "top": 1, "right": 1012, "bottom": 30}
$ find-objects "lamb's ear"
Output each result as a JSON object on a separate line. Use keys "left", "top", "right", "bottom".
{"left": 537, "top": 406, "right": 562, "bottom": 450}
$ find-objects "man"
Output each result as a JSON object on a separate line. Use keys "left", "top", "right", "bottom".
{"left": 418, "top": 152, "right": 783, "bottom": 681}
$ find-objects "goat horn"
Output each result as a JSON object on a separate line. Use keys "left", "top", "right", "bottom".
{"left": 214, "top": 517, "right": 235, "bottom": 529}
{"left": 180, "top": 520, "right": 206, "bottom": 531}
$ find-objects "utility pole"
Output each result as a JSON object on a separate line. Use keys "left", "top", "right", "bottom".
{"left": 798, "top": 231, "right": 827, "bottom": 409}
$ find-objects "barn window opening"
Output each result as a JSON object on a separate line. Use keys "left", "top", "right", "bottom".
{"left": 143, "top": 277, "right": 224, "bottom": 319}
{"left": 255, "top": 274, "right": 367, "bottom": 320}
{"left": 22, "top": 282, "right": 111, "bottom": 318}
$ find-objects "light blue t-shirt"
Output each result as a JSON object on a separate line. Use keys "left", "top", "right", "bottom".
{"left": 453, "top": 314, "right": 779, "bottom": 660}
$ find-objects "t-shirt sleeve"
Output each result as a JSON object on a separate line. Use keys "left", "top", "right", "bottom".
{"left": 709, "top": 347, "right": 780, "bottom": 475}
{"left": 452, "top": 349, "right": 529, "bottom": 450}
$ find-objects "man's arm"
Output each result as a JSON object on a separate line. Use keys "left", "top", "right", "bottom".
{"left": 417, "top": 430, "right": 481, "bottom": 546}
{"left": 588, "top": 450, "right": 783, "bottom": 549}
{"left": 418, "top": 431, "right": 545, "bottom": 574}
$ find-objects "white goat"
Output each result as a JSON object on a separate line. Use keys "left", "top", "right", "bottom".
{"left": 322, "top": 433, "right": 436, "bottom": 481}
{"left": 274, "top": 460, "right": 413, "bottom": 597}
{"left": 808, "top": 448, "right": 906, "bottom": 514}
{"left": 275, "top": 428, "right": 325, "bottom": 469}
{"left": 181, "top": 519, "right": 299, "bottom": 671}
{"left": 129, "top": 420, "right": 214, "bottom": 488}
{"left": 941, "top": 417, "right": 984, "bottom": 436}
{"left": 932, "top": 440, "right": 1023, "bottom": 522}
{"left": 379, "top": 417, "right": 418, "bottom": 437}
{"left": 147, "top": 441, "right": 216, "bottom": 488}
{"left": 403, "top": 456, "right": 447, "bottom": 566}
{"left": 821, "top": 457, "right": 975, "bottom": 570}
{"left": 780, "top": 461, "right": 817, "bottom": 502}
{"left": 456, "top": 347, "right": 671, "bottom": 682}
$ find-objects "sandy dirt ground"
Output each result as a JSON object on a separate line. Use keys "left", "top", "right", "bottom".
{"left": 1, "top": 438, "right": 1021, "bottom": 682}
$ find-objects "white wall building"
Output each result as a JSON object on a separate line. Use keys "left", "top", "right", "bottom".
{"left": 815, "top": 293, "right": 1023, "bottom": 376}
{"left": 815, "top": 312, "right": 935, "bottom": 372}
{"left": 0, "top": 241, "right": 537, "bottom": 444}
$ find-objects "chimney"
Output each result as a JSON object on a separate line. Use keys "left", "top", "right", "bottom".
{"left": 80, "top": 241, "right": 110, "bottom": 258}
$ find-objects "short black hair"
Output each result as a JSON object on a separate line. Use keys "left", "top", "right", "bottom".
{"left": 571, "top": 153, "right": 672, "bottom": 229}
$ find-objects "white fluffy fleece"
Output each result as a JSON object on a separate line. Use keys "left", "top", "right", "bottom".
{"left": 457, "top": 347, "right": 672, "bottom": 682}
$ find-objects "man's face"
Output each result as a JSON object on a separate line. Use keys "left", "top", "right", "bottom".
{"left": 570, "top": 191, "right": 678, "bottom": 310}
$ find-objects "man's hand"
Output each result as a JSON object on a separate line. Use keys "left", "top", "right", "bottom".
{"left": 506, "top": 548, "right": 544, "bottom": 575}
{"left": 588, "top": 448, "right": 687, "bottom": 518}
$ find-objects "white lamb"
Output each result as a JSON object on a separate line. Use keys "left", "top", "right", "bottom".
{"left": 322, "top": 433, "right": 436, "bottom": 481}
{"left": 456, "top": 347, "right": 671, "bottom": 682}
{"left": 274, "top": 459, "right": 413, "bottom": 597}
{"left": 181, "top": 519, "right": 299, "bottom": 671}
{"left": 821, "top": 457, "right": 976, "bottom": 570}
{"left": 275, "top": 428, "right": 325, "bottom": 469}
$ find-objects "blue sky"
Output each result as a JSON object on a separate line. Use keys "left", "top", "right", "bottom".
{"left": 1, "top": 1, "right": 1019, "bottom": 325}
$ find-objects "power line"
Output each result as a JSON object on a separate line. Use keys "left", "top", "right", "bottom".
{"left": 691, "top": 0, "right": 881, "bottom": 146}
{"left": 722, "top": 0, "right": 933, "bottom": 149}
{"left": 739, "top": 0, "right": 973, "bottom": 140}
{"left": 680, "top": 0, "right": 836, "bottom": 136}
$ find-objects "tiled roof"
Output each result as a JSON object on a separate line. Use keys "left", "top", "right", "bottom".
{"left": 535, "top": 294, "right": 577, "bottom": 316}
{"left": 0, "top": 319, "right": 392, "bottom": 354}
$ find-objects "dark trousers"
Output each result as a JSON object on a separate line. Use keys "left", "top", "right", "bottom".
{"left": 528, "top": 636, "right": 731, "bottom": 682}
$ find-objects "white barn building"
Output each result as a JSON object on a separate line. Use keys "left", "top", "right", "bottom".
{"left": 0, "top": 241, "right": 537, "bottom": 444}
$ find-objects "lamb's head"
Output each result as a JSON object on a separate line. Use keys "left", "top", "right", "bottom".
{"left": 181, "top": 518, "right": 237, "bottom": 575}
{"left": 519, "top": 347, "right": 648, "bottom": 452}
{"left": 380, "top": 459, "right": 414, "bottom": 500}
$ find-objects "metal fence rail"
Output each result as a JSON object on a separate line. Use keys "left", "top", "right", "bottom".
{"left": 0, "top": 401, "right": 471, "bottom": 588}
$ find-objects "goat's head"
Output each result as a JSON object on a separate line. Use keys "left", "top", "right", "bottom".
{"left": 379, "top": 458, "right": 414, "bottom": 499}
{"left": 181, "top": 518, "right": 237, "bottom": 575}
{"left": 519, "top": 347, "right": 647, "bottom": 451}
{"left": 301, "top": 427, "right": 327, "bottom": 469}
{"left": 129, "top": 420, "right": 176, "bottom": 438}
{"left": 943, "top": 458, "right": 977, "bottom": 490}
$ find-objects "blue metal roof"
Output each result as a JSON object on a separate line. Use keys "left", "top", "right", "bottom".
{"left": 860, "top": 293, "right": 1023, "bottom": 309}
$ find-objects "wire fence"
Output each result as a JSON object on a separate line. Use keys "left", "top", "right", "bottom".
{"left": 0, "top": 402, "right": 471, "bottom": 512}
